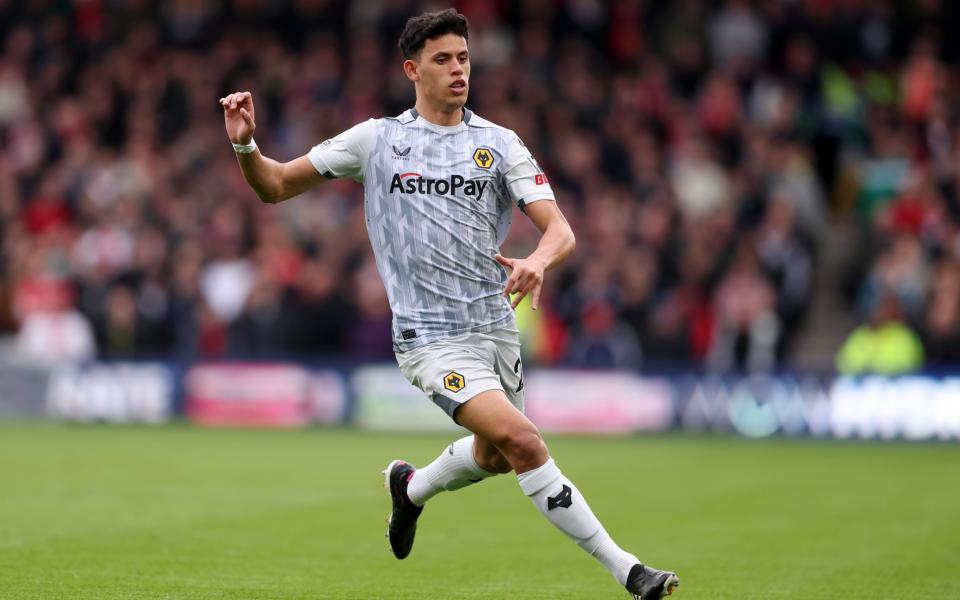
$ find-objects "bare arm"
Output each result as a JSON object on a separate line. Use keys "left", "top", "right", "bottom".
{"left": 220, "top": 91, "right": 327, "bottom": 203}
{"left": 495, "top": 200, "right": 576, "bottom": 310}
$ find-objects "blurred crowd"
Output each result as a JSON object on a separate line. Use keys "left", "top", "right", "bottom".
{"left": 2, "top": 0, "right": 960, "bottom": 373}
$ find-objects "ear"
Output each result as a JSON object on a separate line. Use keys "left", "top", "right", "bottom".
{"left": 403, "top": 59, "right": 420, "bottom": 82}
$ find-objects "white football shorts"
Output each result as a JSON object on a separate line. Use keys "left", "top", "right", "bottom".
{"left": 396, "top": 329, "right": 525, "bottom": 422}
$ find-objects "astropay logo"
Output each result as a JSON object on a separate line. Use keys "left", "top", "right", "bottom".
{"left": 389, "top": 172, "right": 489, "bottom": 200}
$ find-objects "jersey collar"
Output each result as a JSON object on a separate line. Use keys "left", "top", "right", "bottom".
{"left": 409, "top": 107, "right": 472, "bottom": 128}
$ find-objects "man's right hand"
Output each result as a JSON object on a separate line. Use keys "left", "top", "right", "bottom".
{"left": 220, "top": 91, "right": 256, "bottom": 145}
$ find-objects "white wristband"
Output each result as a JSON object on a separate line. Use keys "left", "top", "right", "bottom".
{"left": 232, "top": 138, "right": 257, "bottom": 154}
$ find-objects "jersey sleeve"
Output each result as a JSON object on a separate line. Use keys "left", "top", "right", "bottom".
{"left": 501, "top": 133, "right": 555, "bottom": 209}
{"left": 307, "top": 118, "right": 376, "bottom": 182}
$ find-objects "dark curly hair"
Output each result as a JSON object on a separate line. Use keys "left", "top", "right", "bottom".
{"left": 398, "top": 9, "right": 469, "bottom": 59}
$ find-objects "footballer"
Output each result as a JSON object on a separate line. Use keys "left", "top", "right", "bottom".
{"left": 220, "top": 9, "right": 678, "bottom": 599}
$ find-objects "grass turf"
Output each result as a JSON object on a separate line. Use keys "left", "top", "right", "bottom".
{"left": 0, "top": 423, "right": 957, "bottom": 599}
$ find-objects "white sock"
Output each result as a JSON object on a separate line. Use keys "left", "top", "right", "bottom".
{"left": 407, "top": 435, "right": 495, "bottom": 506}
{"left": 518, "top": 458, "right": 639, "bottom": 585}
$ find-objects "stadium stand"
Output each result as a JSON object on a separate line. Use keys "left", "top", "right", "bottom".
{"left": 2, "top": 0, "right": 960, "bottom": 373}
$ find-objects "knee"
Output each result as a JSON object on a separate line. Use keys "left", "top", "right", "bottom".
{"left": 498, "top": 426, "right": 548, "bottom": 471}
{"left": 479, "top": 451, "right": 513, "bottom": 474}
{"left": 474, "top": 438, "right": 513, "bottom": 474}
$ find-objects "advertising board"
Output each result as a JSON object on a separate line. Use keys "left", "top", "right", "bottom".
{"left": 47, "top": 363, "right": 174, "bottom": 423}
{"left": 351, "top": 365, "right": 461, "bottom": 432}
{"left": 185, "top": 364, "right": 347, "bottom": 427}
{"left": 0, "top": 364, "right": 51, "bottom": 417}
{"left": 524, "top": 371, "right": 673, "bottom": 434}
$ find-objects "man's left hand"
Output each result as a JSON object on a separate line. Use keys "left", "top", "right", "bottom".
{"left": 495, "top": 253, "right": 547, "bottom": 310}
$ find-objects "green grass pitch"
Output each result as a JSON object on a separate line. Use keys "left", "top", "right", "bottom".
{"left": 1, "top": 423, "right": 957, "bottom": 599}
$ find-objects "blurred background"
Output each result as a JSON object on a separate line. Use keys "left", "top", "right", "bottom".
{"left": 1, "top": 0, "right": 959, "bottom": 438}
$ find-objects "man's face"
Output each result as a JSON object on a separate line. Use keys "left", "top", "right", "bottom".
{"left": 407, "top": 33, "right": 470, "bottom": 108}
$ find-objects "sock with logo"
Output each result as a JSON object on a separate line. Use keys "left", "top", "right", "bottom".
{"left": 407, "top": 435, "right": 496, "bottom": 506}
{"left": 517, "top": 458, "right": 639, "bottom": 586}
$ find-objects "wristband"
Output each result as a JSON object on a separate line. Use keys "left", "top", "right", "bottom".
{"left": 232, "top": 138, "right": 257, "bottom": 154}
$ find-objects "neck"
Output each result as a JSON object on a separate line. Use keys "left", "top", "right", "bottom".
{"left": 414, "top": 98, "right": 464, "bottom": 126}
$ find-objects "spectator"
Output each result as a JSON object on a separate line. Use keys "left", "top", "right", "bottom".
{"left": 229, "top": 271, "right": 288, "bottom": 358}
{"left": 837, "top": 294, "right": 924, "bottom": 375}
{"left": 754, "top": 189, "right": 813, "bottom": 354}
{"left": 708, "top": 240, "right": 780, "bottom": 372}
{"left": 644, "top": 241, "right": 715, "bottom": 365}
{"left": 617, "top": 244, "right": 659, "bottom": 345}
{"left": 16, "top": 285, "right": 96, "bottom": 364}
{"left": 708, "top": 0, "right": 768, "bottom": 76}
{"left": 286, "top": 258, "right": 352, "bottom": 355}
{"left": 347, "top": 258, "right": 393, "bottom": 360}
{"left": 95, "top": 283, "right": 138, "bottom": 358}
{"left": 200, "top": 240, "right": 255, "bottom": 325}
{"left": 567, "top": 297, "right": 642, "bottom": 370}
{"left": 922, "top": 259, "right": 960, "bottom": 366}
{"left": 858, "top": 234, "right": 927, "bottom": 323}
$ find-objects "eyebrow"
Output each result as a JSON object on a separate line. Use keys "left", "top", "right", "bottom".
{"left": 430, "top": 50, "right": 468, "bottom": 59}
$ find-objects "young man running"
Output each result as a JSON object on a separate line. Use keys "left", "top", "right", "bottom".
{"left": 220, "top": 9, "right": 678, "bottom": 598}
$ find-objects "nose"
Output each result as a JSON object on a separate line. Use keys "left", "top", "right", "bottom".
{"left": 450, "top": 62, "right": 463, "bottom": 76}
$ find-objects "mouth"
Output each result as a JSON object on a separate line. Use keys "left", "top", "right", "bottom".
{"left": 450, "top": 79, "right": 467, "bottom": 93}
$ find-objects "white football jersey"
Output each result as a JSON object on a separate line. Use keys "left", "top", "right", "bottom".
{"left": 308, "top": 108, "right": 555, "bottom": 352}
